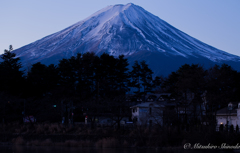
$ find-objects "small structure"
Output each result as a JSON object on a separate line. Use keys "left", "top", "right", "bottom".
{"left": 130, "top": 93, "right": 176, "bottom": 126}
{"left": 216, "top": 102, "right": 240, "bottom": 131}
{"left": 130, "top": 102, "right": 165, "bottom": 125}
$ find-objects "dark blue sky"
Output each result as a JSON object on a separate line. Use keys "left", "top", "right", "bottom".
{"left": 1, "top": 0, "right": 240, "bottom": 56}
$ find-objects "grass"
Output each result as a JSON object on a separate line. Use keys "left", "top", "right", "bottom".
{"left": 3, "top": 122, "right": 240, "bottom": 148}
{"left": 12, "top": 137, "right": 118, "bottom": 148}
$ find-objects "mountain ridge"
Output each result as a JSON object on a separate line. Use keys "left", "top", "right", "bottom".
{"left": 11, "top": 3, "right": 240, "bottom": 75}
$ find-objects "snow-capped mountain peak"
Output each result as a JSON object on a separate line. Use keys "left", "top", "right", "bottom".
{"left": 12, "top": 3, "right": 240, "bottom": 75}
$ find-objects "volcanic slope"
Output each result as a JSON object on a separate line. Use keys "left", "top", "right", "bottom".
{"left": 13, "top": 3, "right": 240, "bottom": 76}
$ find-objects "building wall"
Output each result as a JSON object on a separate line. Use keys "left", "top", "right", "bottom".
{"left": 131, "top": 106, "right": 163, "bottom": 125}
{"left": 216, "top": 107, "right": 240, "bottom": 131}
{"left": 216, "top": 115, "right": 240, "bottom": 131}
{"left": 132, "top": 107, "right": 139, "bottom": 119}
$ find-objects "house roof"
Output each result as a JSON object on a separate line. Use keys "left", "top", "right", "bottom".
{"left": 130, "top": 102, "right": 165, "bottom": 108}
{"left": 216, "top": 103, "right": 239, "bottom": 116}
{"left": 216, "top": 107, "right": 237, "bottom": 115}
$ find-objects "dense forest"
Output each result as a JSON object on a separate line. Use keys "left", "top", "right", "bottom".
{"left": 1, "top": 45, "right": 240, "bottom": 124}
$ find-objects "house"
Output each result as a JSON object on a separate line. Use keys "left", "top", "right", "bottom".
{"left": 129, "top": 92, "right": 209, "bottom": 126}
{"left": 130, "top": 93, "right": 176, "bottom": 125}
{"left": 216, "top": 102, "right": 240, "bottom": 131}
{"left": 130, "top": 102, "right": 165, "bottom": 125}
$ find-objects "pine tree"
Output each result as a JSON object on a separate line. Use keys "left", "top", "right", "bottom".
{"left": 115, "top": 55, "right": 130, "bottom": 94}
{"left": 129, "top": 61, "right": 142, "bottom": 94}
{"left": 153, "top": 76, "right": 164, "bottom": 92}
{"left": 98, "top": 53, "right": 118, "bottom": 97}
{"left": 140, "top": 60, "right": 153, "bottom": 95}
{"left": 26, "top": 62, "right": 59, "bottom": 97}
{"left": 58, "top": 56, "right": 78, "bottom": 96}
{"left": 0, "top": 45, "right": 24, "bottom": 95}
{"left": 80, "top": 52, "right": 96, "bottom": 98}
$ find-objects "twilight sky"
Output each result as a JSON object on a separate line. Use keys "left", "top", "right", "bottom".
{"left": 0, "top": 0, "right": 240, "bottom": 56}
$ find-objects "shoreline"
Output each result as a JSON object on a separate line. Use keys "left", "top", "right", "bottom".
{"left": 0, "top": 132, "right": 182, "bottom": 149}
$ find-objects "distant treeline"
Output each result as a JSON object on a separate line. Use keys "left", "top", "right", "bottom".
{"left": 0, "top": 45, "right": 240, "bottom": 123}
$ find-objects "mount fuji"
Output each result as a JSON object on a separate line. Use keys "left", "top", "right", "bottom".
{"left": 12, "top": 3, "right": 240, "bottom": 76}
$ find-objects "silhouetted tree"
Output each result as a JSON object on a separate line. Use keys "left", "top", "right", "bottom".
{"left": 58, "top": 56, "right": 78, "bottom": 97}
{"left": 26, "top": 62, "right": 59, "bottom": 97}
{"left": 153, "top": 76, "right": 164, "bottom": 92}
{"left": 162, "top": 72, "right": 179, "bottom": 93}
{"left": 140, "top": 60, "right": 153, "bottom": 96}
{"left": 206, "top": 64, "right": 238, "bottom": 104}
{"left": 115, "top": 55, "right": 130, "bottom": 94}
{"left": 129, "top": 61, "right": 142, "bottom": 94}
{"left": 98, "top": 53, "right": 118, "bottom": 97}
{"left": 0, "top": 45, "right": 24, "bottom": 95}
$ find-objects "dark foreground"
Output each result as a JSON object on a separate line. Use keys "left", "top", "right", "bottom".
{"left": 0, "top": 145, "right": 237, "bottom": 153}
{"left": 1, "top": 122, "right": 240, "bottom": 150}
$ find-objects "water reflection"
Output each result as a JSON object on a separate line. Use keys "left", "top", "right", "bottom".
{"left": 0, "top": 146, "right": 159, "bottom": 153}
{"left": 0, "top": 145, "right": 234, "bottom": 153}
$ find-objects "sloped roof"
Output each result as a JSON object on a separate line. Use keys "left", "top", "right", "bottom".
{"left": 130, "top": 102, "right": 165, "bottom": 108}
{"left": 216, "top": 104, "right": 238, "bottom": 116}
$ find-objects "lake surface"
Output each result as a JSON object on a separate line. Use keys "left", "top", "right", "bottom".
{"left": 0, "top": 146, "right": 159, "bottom": 153}
{"left": 0, "top": 145, "right": 238, "bottom": 153}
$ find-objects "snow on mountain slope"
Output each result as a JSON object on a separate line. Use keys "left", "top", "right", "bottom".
{"left": 12, "top": 3, "right": 240, "bottom": 75}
